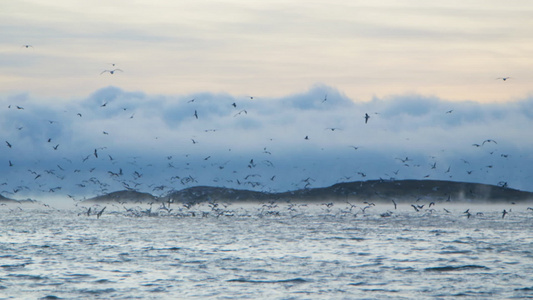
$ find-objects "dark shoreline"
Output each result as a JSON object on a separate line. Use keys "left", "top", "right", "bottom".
{"left": 81, "top": 179, "right": 533, "bottom": 204}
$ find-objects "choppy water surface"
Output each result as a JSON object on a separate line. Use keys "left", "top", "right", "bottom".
{"left": 1, "top": 202, "right": 532, "bottom": 299}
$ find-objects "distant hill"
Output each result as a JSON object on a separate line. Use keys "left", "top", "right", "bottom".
{"left": 84, "top": 190, "right": 158, "bottom": 203}
{"left": 84, "top": 180, "right": 533, "bottom": 204}
{"left": 0, "top": 194, "right": 18, "bottom": 203}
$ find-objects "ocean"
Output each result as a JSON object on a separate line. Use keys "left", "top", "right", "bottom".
{"left": 1, "top": 201, "right": 532, "bottom": 299}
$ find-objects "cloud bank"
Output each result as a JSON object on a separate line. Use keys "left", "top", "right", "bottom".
{"left": 1, "top": 84, "right": 532, "bottom": 200}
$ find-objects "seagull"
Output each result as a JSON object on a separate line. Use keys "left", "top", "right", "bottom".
{"left": 234, "top": 110, "right": 247, "bottom": 117}
{"left": 364, "top": 113, "right": 370, "bottom": 124}
{"left": 445, "top": 110, "right": 453, "bottom": 114}
{"left": 482, "top": 139, "right": 497, "bottom": 146}
{"left": 496, "top": 77, "right": 511, "bottom": 81}
{"left": 96, "top": 206, "right": 106, "bottom": 219}
{"left": 21, "top": 44, "right": 33, "bottom": 48}
{"left": 194, "top": 110, "right": 198, "bottom": 119}
{"left": 325, "top": 127, "right": 341, "bottom": 131}
{"left": 502, "top": 209, "right": 508, "bottom": 219}
{"left": 5, "top": 141, "right": 12, "bottom": 148}
{"left": 100, "top": 69, "right": 123, "bottom": 75}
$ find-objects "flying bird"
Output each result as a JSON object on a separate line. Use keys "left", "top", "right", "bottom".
{"left": 96, "top": 206, "right": 106, "bottom": 219}
{"left": 21, "top": 44, "right": 33, "bottom": 48}
{"left": 364, "top": 113, "right": 370, "bottom": 124}
{"left": 194, "top": 110, "right": 198, "bottom": 119}
{"left": 234, "top": 110, "right": 247, "bottom": 117}
{"left": 482, "top": 139, "right": 497, "bottom": 146}
{"left": 100, "top": 69, "right": 123, "bottom": 75}
{"left": 5, "top": 141, "right": 12, "bottom": 148}
{"left": 496, "top": 77, "right": 511, "bottom": 81}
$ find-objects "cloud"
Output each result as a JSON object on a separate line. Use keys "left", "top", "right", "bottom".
{"left": 1, "top": 85, "right": 532, "bottom": 200}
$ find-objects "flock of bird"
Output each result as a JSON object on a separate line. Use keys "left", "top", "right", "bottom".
{"left": 67, "top": 195, "right": 533, "bottom": 222}
{"left": 0, "top": 44, "right": 519, "bottom": 207}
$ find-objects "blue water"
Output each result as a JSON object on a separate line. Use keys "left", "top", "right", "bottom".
{"left": 1, "top": 201, "right": 532, "bottom": 299}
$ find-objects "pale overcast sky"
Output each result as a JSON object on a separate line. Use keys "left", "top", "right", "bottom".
{"left": 2, "top": 0, "right": 532, "bottom": 101}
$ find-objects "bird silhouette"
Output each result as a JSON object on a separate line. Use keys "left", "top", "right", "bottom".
{"left": 364, "top": 113, "right": 370, "bottom": 124}
{"left": 496, "top": 77, "right": 511, "bottom": 81}
{"left": 234, "top": 110, "right": 247, "bottom": 117}
{"left": 502, "top": 209, "right": 508, "bottom": 219}
{"left": 100, "top": 69, "right": 123, "bottom": 75}
{"left": 482, "top": 139, "right": 497, "bottom": 146}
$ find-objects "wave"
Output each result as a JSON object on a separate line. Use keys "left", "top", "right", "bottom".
{"left": 227, "top": 278, "right": 308, "bottom": 284}
{"left": 424, "top": 265, "right": 490, "bottom": 272}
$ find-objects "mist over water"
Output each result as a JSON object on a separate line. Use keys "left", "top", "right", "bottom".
{"left": 1, "top": 201, "right": 532, "bottom": 299}
{"left": 2, "top": 86, "right": 533, "bottom": 201}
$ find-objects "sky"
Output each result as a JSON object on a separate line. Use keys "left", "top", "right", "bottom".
{"left": 1, "top": 1, "right": 533, "bottom": 200}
